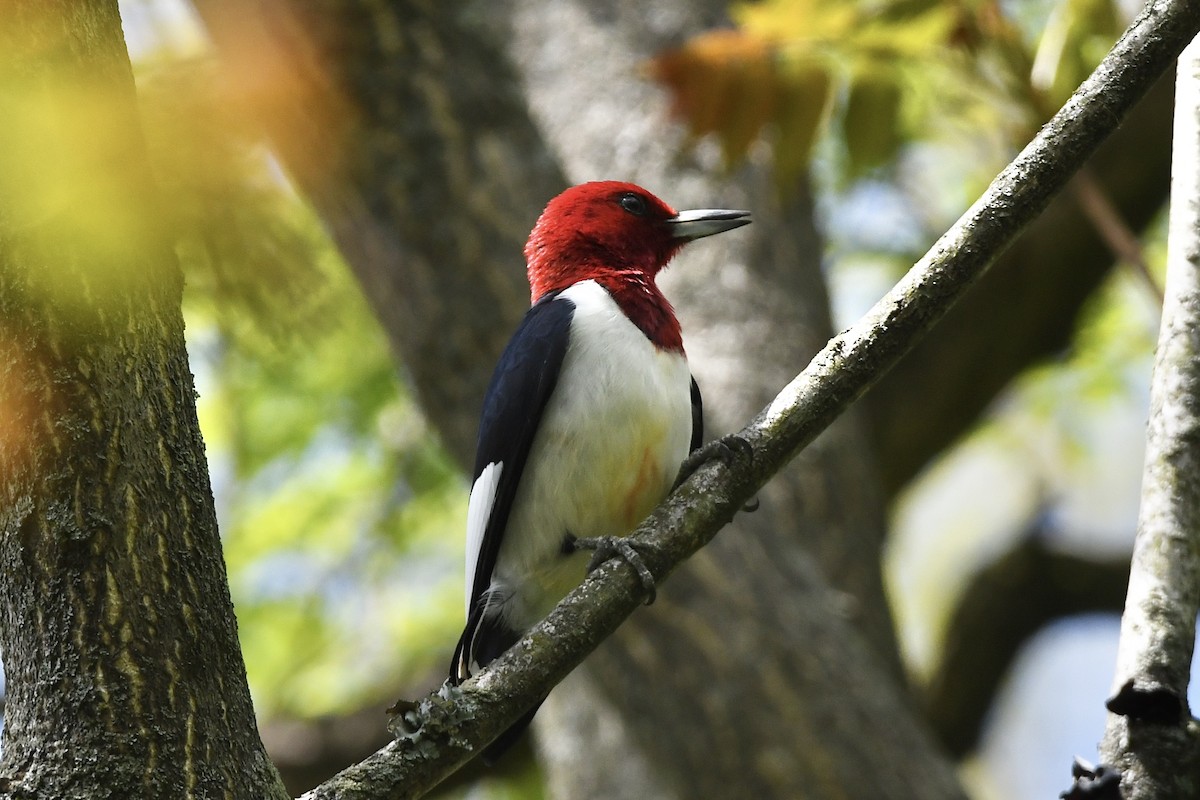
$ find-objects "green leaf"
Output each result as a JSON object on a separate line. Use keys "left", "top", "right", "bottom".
{"left": 773, "top": 60, "right": 834, "bottom": 186}
{"left": 843, "top": 72, "right": 903, "bottom": 176}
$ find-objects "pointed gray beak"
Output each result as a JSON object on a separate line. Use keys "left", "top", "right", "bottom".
{"left": 667, "top": 208, "right": 752, "bottom": 241}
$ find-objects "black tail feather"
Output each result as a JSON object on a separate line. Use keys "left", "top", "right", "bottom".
{"left": 451, "top": 609, "right": 541, "bottom": 764}
{"left": 451, "top": 605, "right": 521, "bottom": 685}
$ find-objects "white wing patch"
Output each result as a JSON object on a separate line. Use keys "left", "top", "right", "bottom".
{"left": 464, "top": 461, "right": 503, "bottom": 613}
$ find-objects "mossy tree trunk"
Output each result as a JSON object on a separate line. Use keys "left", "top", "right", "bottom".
{"left": 0, "top": 2, "right": 286, "bottom": 798}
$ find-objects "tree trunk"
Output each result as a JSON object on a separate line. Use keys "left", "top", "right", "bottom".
{"left": 1099, "top": 34, "right": 1200, "bottom": 800}
{"left": 196, "top": 0, "right": 566, "bottom": 464}
{"left": 194, "top": 1, "right": 967, "bottom": 798}
{"left": 0, "top": 3, "right": 285, "bottom": 798}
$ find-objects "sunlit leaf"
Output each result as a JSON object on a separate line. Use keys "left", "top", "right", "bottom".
{"left": 849, "top": 5, "right": 957, "bottom": 61}
{"left": 1031, "top": 0, "right": 1121, "bottom": 105}
{"left": 0, "top": 11, "right": 162, "bottom": 317}
{"left": 735, "top": 0, "right": 860, "bottom": 44}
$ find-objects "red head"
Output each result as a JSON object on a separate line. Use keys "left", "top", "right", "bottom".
{"left": 524, "top": 181, "right": 751, "bottom": 304}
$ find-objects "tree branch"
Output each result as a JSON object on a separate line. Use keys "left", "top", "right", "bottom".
{"left": 1098, "top": 34, "right": 1200, "bottom": 800}
{"left": 290, "top": 2, "right": 1200, "bottom": 797}
{"left": 1071, "top": 167, "right": 1164, "bottom": 303}
{"left": 924, "top": 516, "right": 1130, "bottom": 758}
{"left": 866, "top": 71, "right": 1175, "bottom": 495}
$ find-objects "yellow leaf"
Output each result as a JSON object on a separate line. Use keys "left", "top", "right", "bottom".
{"left": 735, "top": 0, "right": 861, "bottom": 44}
{"left": 850, "top": 6, "right": 958, "bottom": 59}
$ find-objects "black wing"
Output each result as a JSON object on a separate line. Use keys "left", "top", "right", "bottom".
{"left": 690, "top": 375, "right": 703, "bottom": 453}
{"left": 451, "top": 290, "right": 573, "bottom": 682}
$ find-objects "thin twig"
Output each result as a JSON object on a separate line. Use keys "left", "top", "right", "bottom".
{"left": 1072, "top": 166, "right": 1165, "bottom": 303}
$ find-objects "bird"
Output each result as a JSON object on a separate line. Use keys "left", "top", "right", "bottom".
{"left": 449, "top": 180, "right": 751, "bottom": 761}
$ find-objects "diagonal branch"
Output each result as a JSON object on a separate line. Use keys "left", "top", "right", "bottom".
{"left": 1071, "top": 167, "right": 1165, "bottom": 303}
{"left": 867, "top": 70, "right": 1174, "bottom": 495}
{"left": 1098, "top": 34, "right": 1200, "bottom": 800}
{"left": 300, "top": 2, "right": 1200, "bottom": 797}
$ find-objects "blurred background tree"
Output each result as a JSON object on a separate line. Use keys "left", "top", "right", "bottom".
{"left": 2, "top": 0, "right": 1183, "bottom": 797}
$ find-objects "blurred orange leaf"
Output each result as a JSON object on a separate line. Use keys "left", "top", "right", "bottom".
{"left": 650, "top": 0, "right": 996, "bottom": 188}
{"left": 650, "top": 29, "right": 832, "bottom": 185}
{"left": 650, "top": 30, "right": 776, "bottom": 145}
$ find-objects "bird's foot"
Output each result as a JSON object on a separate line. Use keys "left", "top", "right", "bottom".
{"left": 673, "top": 434, "right": 758, "bottom": 512}
{"left": 567, "top": 534, "right": 657, "bottom": 605}
{"left": 674, "top": 433, "right": 752, "bottom": 487}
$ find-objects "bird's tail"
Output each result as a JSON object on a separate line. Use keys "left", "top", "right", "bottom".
{"left": 450, "top": 602, "right": 521, "bottom": 685}
{"left": 450, "top": 608, "right": 541, "bottom": 762}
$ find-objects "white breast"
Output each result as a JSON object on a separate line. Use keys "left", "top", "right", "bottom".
{"left": 491, "top": 280, "right": 693, "bottom": 627}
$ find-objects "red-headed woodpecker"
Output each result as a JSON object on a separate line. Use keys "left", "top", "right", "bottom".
{"left": 449, "top": 181, "right": 751, "bottom": 760}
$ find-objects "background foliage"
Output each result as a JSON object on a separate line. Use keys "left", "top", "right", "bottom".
{"left": 133, "top": 33, "right": 468, "bottom": 721}
{"left": 36, "top": 0, "right": 1174, "bottom": 797}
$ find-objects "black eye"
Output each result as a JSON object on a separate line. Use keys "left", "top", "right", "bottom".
{"left": 618, "top": 192, "right": 648, "bottom": 217}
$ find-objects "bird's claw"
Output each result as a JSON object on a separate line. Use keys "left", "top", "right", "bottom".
{"left": 674, "top": 433, "right": 753, "bottom": 490}
{"left": 570, "top": 535, "right": 657, "bottom": 605}
{"left": 674, "top": 435, "right": 758, "bottom": 512}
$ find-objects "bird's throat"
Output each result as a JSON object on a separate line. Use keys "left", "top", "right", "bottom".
{"left": 595, "top": 274, "right": 683, "bottom": 354}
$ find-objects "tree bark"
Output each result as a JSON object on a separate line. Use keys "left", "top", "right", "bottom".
{"left": 0, "top": 3, "right": 285, "bottom": 798}
{"left": 195, "top": 0, "right": 565, "bottom": 464}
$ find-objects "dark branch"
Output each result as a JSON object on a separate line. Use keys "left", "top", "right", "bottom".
{"left": 866, "top": 72, "right": 1174, "bottom": 495}
{"left": 924, "top": 517, "right": 1129, "bottom": 757}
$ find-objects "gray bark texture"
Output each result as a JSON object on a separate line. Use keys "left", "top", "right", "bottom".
{"left": 1099, "top": 34, "right": 1200, "bottom": 800}
{"left": 0, "top": 1, "right": 286, "bottom": 798}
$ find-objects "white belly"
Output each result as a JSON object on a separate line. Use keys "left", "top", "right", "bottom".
{"left": 492, "top": 280, "right": 692, "bottom": 627}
